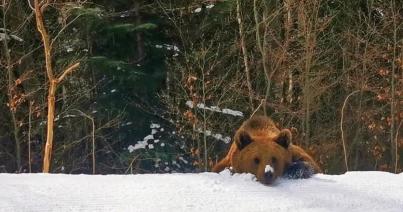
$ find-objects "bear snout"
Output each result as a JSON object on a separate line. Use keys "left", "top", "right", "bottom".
{"left": 263, "top": 168, "right": 275, "bottom": 185}
{"left": 262, "top": 171, "right": 274, "bottom": 185}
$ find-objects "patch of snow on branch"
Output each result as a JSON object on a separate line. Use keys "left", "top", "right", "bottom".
{"left": 186, "top": 100, "right": 243, "bottom": 117}
{"left": 196, "top": 128, "right": 231, "bottom": 144}
{"left": 222, "top": 108, "right": 243, "bottom": 117}
{"left": 128, "top": 123, "right": 164, "bottom": 152}
{"left": 144, "top": 135, "right": 154, "bottom": 141}
{"left": 150, "top": 123, "right": 161, "bottom": 129}
{"left": 0, "top": 30, "right": 24, "bottom": 42}
{"left": 193, "top": 4, "right": 214, "bottom": 13}
{"left": 194, "top": 8, "right": 202, "bottom": 13}
{"left": 63, "top": 114, "right": 78, "bottom": 118}
{"left": 155, "top": 44, "right": 180, "bottom": 52}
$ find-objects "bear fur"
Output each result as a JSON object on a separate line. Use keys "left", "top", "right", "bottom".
{"left": 212, "top": 115, "right": 321, "bottom": 185}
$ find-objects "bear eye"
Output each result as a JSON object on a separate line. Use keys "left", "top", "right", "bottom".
{"left": 254, "top": 157, "right": 260, "bottom": 165}
{"left": 272, "top": 157, "right": 277, "bottom": 164}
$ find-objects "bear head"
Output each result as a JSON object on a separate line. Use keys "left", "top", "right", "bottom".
{"left": 231, "top": 129, "right": 293, "bottom": 185}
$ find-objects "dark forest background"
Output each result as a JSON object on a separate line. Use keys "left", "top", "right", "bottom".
{"left": 0, "top": 0, "right": 402, "bottom": 174}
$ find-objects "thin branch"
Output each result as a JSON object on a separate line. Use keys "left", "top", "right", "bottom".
{"left": 390, "top": 0, "right": 397, "bottom": 174}
{"left": 50, "top": 15, "right": 82, "bottom": 47}
{"left": 250, "top": 99, "right": 264, "bottom": 118}
{"left": 28, "top": 101, "right": 33, "bottom": 173}
{"left": 395, "top": 121, "right": 402, "bottom": 173}
{"left": 125, "top": 155, "right": 140, "bottom": 174}
{"left": 340, "top": 90, "right": 360, "bottom": 172}
{"left": 34, "top": 0, "right": 53, "bottom": 80}
{"left": 57, "top": 62, "right": 80, "bottom": 83}
{"left": 27, "top": 0, "right": 34, "bottom": 10}
{"left": 236, "top": 0, "right": 254, "bottom": 111}
{"left": 71, "top": 109, "right": 96, "bottom": 174}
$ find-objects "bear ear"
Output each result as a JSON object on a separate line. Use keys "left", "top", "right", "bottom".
{"left": 236, "top": 131, "right": 253, "bottom": 150}
{"left": 275, "top": 129, "right": 292, "bottom": 149}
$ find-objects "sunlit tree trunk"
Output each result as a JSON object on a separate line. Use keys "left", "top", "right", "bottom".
{"left": 34, "top": 0, "right": 80, "bottom": 173}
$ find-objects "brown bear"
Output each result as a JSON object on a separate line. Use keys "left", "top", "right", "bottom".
{"left": 212, "top": 115, "right": 321, "bottom": 185}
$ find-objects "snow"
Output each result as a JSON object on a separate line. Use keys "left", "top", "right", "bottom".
{"left": 0, "top": 29, "right": 24, "bottom": 42}
{"left": 194, "top": 8, "right": 202, "bottom": 13}
{"left": 193, "top": 4, "right": 214, "bottom": 13}
{"left": 127, "top": 145, "right": 136, "bottom": 153}
{"left": 186, "top": 100, "right": 244, "bottom": 117}
{"left": 265, "top": 165, "right": 274, "bottom": 173}
{"left": 144, "top": 134, "right": 154, "bottom": 141}
{"left": 196, "top": 128, "right": 232, "bottom": 143}
{"left": 127, "top": 139, "right": 148, "bottom": 152}
{"left": 1, "top": 171, "right": 402, "bottom": 212}
{"left": 222, "top": 108, "right": 244, "bottom": 117}
{"left": 127, "top": 123, "right": 164, "bottom": 152}
{"left": 150, "top": 123, "right": 160, "bottom": 129}
{"left": 206, "top": 4, "right": 215, "bottom": 9}
{"left": 155, "top": 44, "right": 180, "bottom": 52}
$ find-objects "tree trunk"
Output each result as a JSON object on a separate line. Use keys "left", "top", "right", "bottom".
{"left": 34, "top": 0, "right": 80, "bottom": 173}
{"left": 236, "top": 0, "right": 254, "bottom": 111}
{"left": 253, "top": 0, "right": 270, "bottom": 115}
{"left": 134, "top": 1, "right": 145, "bottom": 62}
{"left": 390, "top": 0, "right": 397, "bottom": 172}
{"left": 43, "top": 80, "right": 57, "bottom": 172}
{"left": 2, "top": 3, "right": 22, "bottom": 171}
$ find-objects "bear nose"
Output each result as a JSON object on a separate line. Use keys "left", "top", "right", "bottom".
{"left": 264, "top": 171, "right": 273, "bottom": 180}
{"left": 263, "top": 165, "right": 274, "bottom": 184}
{"left": 263, "top": 171, "right": 274, "bottom": 185}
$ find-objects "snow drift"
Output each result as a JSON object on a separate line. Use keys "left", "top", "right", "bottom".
{"left": 1, "top": 171, "right": 403, "bottom": 212}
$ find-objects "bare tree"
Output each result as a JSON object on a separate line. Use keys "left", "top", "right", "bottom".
{"left": 236, "top": 0, "right": 254, "bottom": 111}
{"left": 390, "top": 0, "right": 397, "bottom": 173}
{"left": 1, "top": 0, "right": 26, "bottom": 171}
{"left": 34, "top": 0, "right": 80, "bottom": 173}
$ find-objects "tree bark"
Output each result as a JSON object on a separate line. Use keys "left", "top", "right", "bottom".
{"left": 34, "top": 0, "right": 80, "bottom": 173}
{"left": 390, "top": 0, "right": 397, "bottom": 172}
{"left": 134, "top": 1, "right": 145, "bottom": 62}
{"left": 2, "top": 0, "right": 22, "bottom": 171}
{"left": 236, "top": 0, "right": 254, "bottom": 111}
{"left": 253, "top": 0, "right": 271, "bottom": 115}
{"left": 42, "top": 80, "right": 56, "bottom": 173}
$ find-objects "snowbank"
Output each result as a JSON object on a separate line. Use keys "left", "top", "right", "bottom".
{"left": 1, "top": 171, "right": 402, "bottom": 212}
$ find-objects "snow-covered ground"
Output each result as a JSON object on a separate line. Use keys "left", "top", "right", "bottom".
{"left": 1, "top": 171, "right": 403, "bottom": 212}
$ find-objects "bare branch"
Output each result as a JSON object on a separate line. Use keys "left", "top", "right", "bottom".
{"left": 27, "top": 0, "right": 34, "bottom": 10}
{"left": 236, "top": 0, "right": 254, "bottom": 111}
{"left": 395, "top": 121, "right": 402, "bottom": 173}
{"left": 71, "top": 109, "right": 96, "bottom": 174}
{"left": 34, "top": 0, "right": 53, "bottom": 80}
{"left": 340, "top": 90, "right": 360, "bottom": 172}
{"left": 57, "top": 62, "right": 80, "bottom": 83}
{"left": 51, "top": 15, "right": 81, "bottom": 47}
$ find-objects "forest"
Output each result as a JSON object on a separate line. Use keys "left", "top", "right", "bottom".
{"left": 0, "top": 0, "right": 402, "bottom": 175}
